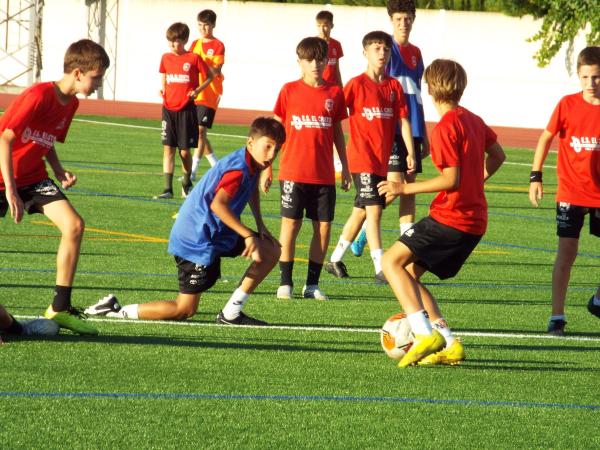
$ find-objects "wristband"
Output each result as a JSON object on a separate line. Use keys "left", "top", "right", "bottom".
{"left": 243, "top": 233, "right": 255, "bottom": 240}
{"left": 529, "top": 171, "right": 542, "bottom": 183}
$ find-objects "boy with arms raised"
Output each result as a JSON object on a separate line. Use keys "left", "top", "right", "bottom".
{"left": 155, "top": 22, "right": 212, "bottom": 200}
{"left": 378, "top": 59, "right": 505, "bottom": 367}
{"left": 325, "top": 31, "right": 414, "bottom": 282}
{"left": 86, "top": 117, "right": 285, "bottom": 326}
{"left": 0, "top": 39, "right": 109, "bottom": 335}
{"left": 352, "top": 0, "right": 428, "bottom": 256}
{"left": 528, "top": 46, "right": 600, "bottom": 335}
{"left": 189, "top": 9, "right": 225, "bottom": 179}
{"left": 270, "top": 37, "right": 351, "bottom": 301}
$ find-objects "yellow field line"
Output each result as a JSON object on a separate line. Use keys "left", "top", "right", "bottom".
{"left": 32, "top": 220, "right": 168, "bottom": 243}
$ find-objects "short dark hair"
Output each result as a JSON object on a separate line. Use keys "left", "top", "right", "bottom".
{"left": 424, "top": 59, "right": 468, "bottom": 104}
{"left": 249, "top": 117, "right": 286, "bottom": 147}
{"left": 316, "top": 10, "right": 333, "bottom": 23}
{"left": 577, "top": 46, "right": 600, "bottom": 71}
{"left": 362, "top": 31, "right": 393, "bottom": 49}
{"left": 63, "top": 39, "right": 110, "bottom": 74}
{"left": 197, "top": 9, "right": 217, "bottom": 25}
{"left": 296, "top": 37, "right": 328, "bottom": 61}
{"left": 387, "top": 0, "right": 416, "bottom": 17}
{"left": 166, "top": 22, "right": 189, "bottom": 42}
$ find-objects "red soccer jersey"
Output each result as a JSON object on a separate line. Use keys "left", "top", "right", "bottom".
{"left": 428, "top": 107, "right": 497, "bottom": 235}
{"left": 274, "top": 79, "right": 347, "bottom": 185}
{"left": 323, "top": 38, "right": 344, "bottom": 85}
{"left": 189, "top": 38, "right": 225, "bottom": 110}
{"left": 215, "top": 151, "right": 256, "bottom": 197}
{"left": 547, "top": 93, "right": 600, "bottom": 206}
{"left": 159, "top": 51, "right": 208, "bottom": 111}
{"left": 0, "top": 82, "right": 78, "bottom": 189}
{"left": 398, "top": 43, "right": 421, "bottom": 71}
{"left": 344, "top": 73, "right": 408, "bottom": 176}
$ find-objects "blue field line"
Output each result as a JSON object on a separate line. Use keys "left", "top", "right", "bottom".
{"left": 1, "top": 391, "right": 597, "bottom": 411}
{"left": 64, "top": 162, "right": 138, "bottom": 173}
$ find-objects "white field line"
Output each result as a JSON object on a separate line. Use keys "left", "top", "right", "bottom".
{"left": 15, "top": 315, "right": 600, "bottom": 342}
{"left": 504, "top": 161, "right": 556, "bottom": 169}
{"left": 74, "top": 118, "right": 246, "bottom": 140}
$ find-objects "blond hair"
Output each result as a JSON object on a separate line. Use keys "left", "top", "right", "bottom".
{"left": 424, "top": 59, "right": 467, "bottom": 104}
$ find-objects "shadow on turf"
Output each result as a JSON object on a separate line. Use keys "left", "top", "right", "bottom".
{"left": 0, "top": 249, "right": 114, "bottom": 256}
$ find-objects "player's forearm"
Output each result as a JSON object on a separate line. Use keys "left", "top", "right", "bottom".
{"left": 400, "top": 119, "right": 415, "bottom": 158}
{"left": 0, "top": 132, "right": 17, "bottom": 192}
{"left": 45, "top": 147, "right": 65, "bottom": 176}
{"left": 531, "top": 130, "right": 554, "bottom": 171}
{"left": 333, "top": 123, "right": 348, "bottom": 167}
{"left": 404, "top": 167, "right": 459, "bottom": 195}
{"left": 248, "top": 185, "right": 265, "bottom": 229}
{"left": 484, "top": 142, "right": 506, "bottom": 181}
{"left": 210, "top": 197, "right": 254, "bottom": 238}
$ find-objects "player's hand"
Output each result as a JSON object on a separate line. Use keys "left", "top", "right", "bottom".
{"left": 529, "top": 182, "right": 543, "bottom": 207}
{"left": 406, "top": 155, "right": 416, "bottom": 174}
{"left": 5, "top": 190, "right": 24, "bottom": 224}
{"left": 241, "top": 235, "right": 261, "bottom": 262}
{"left": 377, "top": 180, "right": 404, "bottom": 197}
{"left": 257, "top": 225, "right": 280, "bottom": 246}
{"left": 421, "top": 140, "right": 430, "bottom": 159}
{"left": 341, "top": 169, "right": 352, "bottom": 192}
{"left": 259, "top": 171, "right": 272, "bottom": 194}
{"left": 57, "top": 171, "right": 77, "bottom": 189}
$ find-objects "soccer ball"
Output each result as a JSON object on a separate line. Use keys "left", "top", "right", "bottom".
{"left": 380, "top": 313, "right": 415, "bottom": 360}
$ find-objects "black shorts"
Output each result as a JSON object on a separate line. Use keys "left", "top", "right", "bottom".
{"left": 399, "top": 216, "right": 482, "bottom": 280}
{"left": 0, "top": 179, "right": 67, "bottom": 217}
{"left": 388, "top": 136, "right": 423, "bottom": 173}
{"left": 556, "top": 202, "right": 600, "bottom": 239}
{"left": 195, "top": 104, "right": 216, "bottom": 129}
{"left": 175, "top": 236, "right": 246, "bottom": 294}
{"left": 280, "top": 180, "right": 335, "bottom": 222}
{"left": 161, "top": 103, "right": 199, "bottom": 149}
{"left": 352, "top": 173, "right": 386, "bottom": 208}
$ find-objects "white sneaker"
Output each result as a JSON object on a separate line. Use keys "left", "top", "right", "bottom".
{"left": 85, "top": 294, "right": 121, "bottom": 316}
{"left": 276, "top": 285, "right": 293, "bottom": 299}
{"left": 302, "top": 285, "right": 328, "bottom": 301}
{"left": 20, "top": 318, "right": 60, "bottom": 336}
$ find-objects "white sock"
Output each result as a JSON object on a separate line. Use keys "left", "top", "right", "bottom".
{"left": 107, "top": 304, "right": 139, "bottom": 320}
{"left": 400, "top": 222, "right": 414, "bottom": 236}
{"left": 222, "top": 288, "right": 249, "bottom": 320}
{"left": 593, "top": 295, "right": 600, "bottom": 306}
{"left": 330, "top": 238, "right": 351, "bottom": 262}
{"left": 206, "top": 153, "right": 218, "bottom": 167}
{"left": 432, "top": 318, "right": 454, "bottom": 347}
{"left": 191, "top": 156, "right": 200, "bottom": 173}
{"left": 407, "top": 310, "right": 432, "bottom": 335}
{"left": 370, "top": 248, "right": 383, "bottom": 273}
{"left": 550, "top": 314, "right": 566, "bottom": 321}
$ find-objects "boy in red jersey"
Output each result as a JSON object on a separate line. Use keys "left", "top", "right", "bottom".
{"left": 529, "top": 46, "right": 600, "bottom": 335}
{"left": 316, "top": 10, "right": 343, "bottom": 87}
{"left": 0, "top": 39, "right": 110, "bottom": 335}
{"left": 270, "top": 37, "right": 351, "bottom": 301}
{"left": 154, "top": 22, "right": 212, "bottom": 200}
{"left": 325, "top": 31, "right": 414, "bottom": 283}
{"left": 189, "top": 9, "right": 225, "bottom": 179}
{"left": 378, "top": 59, "right": 505, "bottom": 367}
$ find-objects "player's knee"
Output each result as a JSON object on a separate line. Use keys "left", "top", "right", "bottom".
{"left": 64, "top": 215, "right": 85, "bottom": 239}
{"left": 174, "top": 305, "right": 196, "bottom": 320}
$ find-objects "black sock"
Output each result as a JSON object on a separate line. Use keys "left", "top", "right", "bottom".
{"left": 52, "top": 285, "right": 72, "bottom": 312}
{"left": 306, "top": 260, "right": 323, "bottom": 286}
{"left": 164, "top": 173, "right": 174, "bottom": 192}
{"left": 279, "top": 261, "right": 294, "bottom": 286}
{"left": 182, "top": 172, "right": 191, "bottom": 188}
{"left": 4, "top": 315, "right": 24, "bottom": 335}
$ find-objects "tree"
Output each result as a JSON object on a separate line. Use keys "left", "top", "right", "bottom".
{"left": 500, "top": 0, "right": 600, "bottom": 69}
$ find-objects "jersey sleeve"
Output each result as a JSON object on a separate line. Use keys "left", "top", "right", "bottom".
{"left": 431, "top": 122, "right": 460, "bottom": 169}
{"left": 343, "top": 79, "right": 355, "bottom": 116}
{"left": 483, "top": 123, "right": 498, "bottom": 149}
{"left": 332, "top": 87, "right": 348, "bottom": 123}
{"left": 273, "top": 85, "right": 287, "bottom": 119}
{"left": 195, "top": 54, "right": 209, "bottom": 78}
{"left": 393, "top": 81, "right": 409, "bottom": 119}
{"left": 215, "top": 170, "right": 244, "bottom": 198}
{"left": 337, "top": 40, "right": 344, "bottom": 58}
{"left": 546, "top": 99, "right": 564, "bottom": 137}
{"left": 1, "top": 91, "right": 44, "bottom": 138}
{"left": 159, "top": 54, "right": 166, "bottom": 74}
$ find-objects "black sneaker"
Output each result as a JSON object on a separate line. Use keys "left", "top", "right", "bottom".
{"left": 216, "top": 311, "right": 268, "bottom": 326}
{"left": 153, "top": 190, "right": 173, "bottom": 200}
{"left": 374, "top": 271, "right": 388, "bottom": 285}
{"left": 547, "top": 319, "right": 567, "bottom": 336}
{"left": 325, "top": 261, "right": 349, "bottom": 278}
{"left": 182, "top": 182, "right": 193, "bottom": 198}
{"left": 588, "top": 296, "right": 600, "bottom": 319}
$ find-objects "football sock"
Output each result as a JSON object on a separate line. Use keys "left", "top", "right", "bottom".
{"left": 306, "top": 260, "right": 323, "bottom": 286}
{"left": 4, "top": 315, "right": 24, "bottom": 335}
{"left": 164, "top": 173, "right": 174, "bottom": 192}
{"left": 593, "top": 295, "right": 600, "bottom": 307}
{"left": 222, "top": 288, "right": 249, "bottom": 320}
{"left": 330, "top": 238, "right": 351, "bottom": 262}
{"left": 182, "top": 172, "right": 191, "bottom": 188}
{"left": 400, "top": 222, "right": 414, "bottom": 236}
{"left": 114, "top": 304, "right": 139, "bottom": 320}
{"left": 191, "top": 156, "right": 200, "bottom": 174}
{"left": 432, "top": 318, "right": 455, "bottom": 347}
{"left": 52, "top": 285, "right": 72, "bottom": 312}
{"left": 407, "top": 310, "right": 432, "bottom": 335}
{"left": 550, "top": 314, "right": 566, "bottom": 321}
{"left": 279, "top": 261, "right": 294, "bottom": 287}
{"left": 206, "top": 153, "right": 218, "bottom": 167}
{"left": 370, "top": 248, "right": 383, "bottom": 273}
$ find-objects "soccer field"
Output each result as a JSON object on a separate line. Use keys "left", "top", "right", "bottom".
{"left": 1, "top": 116, "right": 599, "bottom": 449}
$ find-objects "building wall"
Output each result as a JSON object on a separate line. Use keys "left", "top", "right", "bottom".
{"left": 35, "top": 0, "right": 587, "bottom": 129}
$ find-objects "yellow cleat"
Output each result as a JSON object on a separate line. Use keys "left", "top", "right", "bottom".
{"left": 418, "top": 338, "right": 465, "bottom": 366}
{"left": 397, "top": 329, "right": 445, "bottom": 368}
{"left": 45, "top": 305, "right": 98, "bottom": 336}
